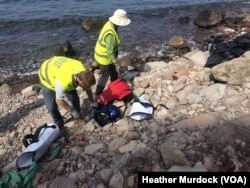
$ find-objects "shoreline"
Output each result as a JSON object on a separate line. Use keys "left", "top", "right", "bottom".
{"left": 0, "top": 1, "right": 249, "bottom": 82}
{"left": 1, "top": 48, "right": 250, "bottom": 186}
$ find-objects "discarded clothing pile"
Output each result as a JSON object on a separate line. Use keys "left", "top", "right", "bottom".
{"left": 205, "top": 32, "right": 250, "bottom": 68}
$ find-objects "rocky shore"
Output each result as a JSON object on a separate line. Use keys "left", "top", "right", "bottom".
{"left": 1, "top": 47, "right": 250, "bottom": 187}
{"left": 1, "top": 10, "right": 250, "bottom": 188}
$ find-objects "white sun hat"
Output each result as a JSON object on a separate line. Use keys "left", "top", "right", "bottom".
{"left": 109, "top": 9, "right": 131, "bottom": 26}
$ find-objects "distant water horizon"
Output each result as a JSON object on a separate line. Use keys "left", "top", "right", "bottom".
{"left": 0, "top": 0, "right": 249, "bottom": 81}
{"left": 0, "top": 0, "right": 244, "bottom": 20}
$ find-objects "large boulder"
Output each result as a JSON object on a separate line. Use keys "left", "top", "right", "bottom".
{"left": 81, "top": 18, "right": 105, "bottom": 31}
{"left": 194, "top": 10, "right": 225, "bottom": 28}
{"left": 211, "top": 51, "right": 250, "bottom": 84}
{"left": 167, "top": 36, "right": 187, "bottom": 49}
{"left": 54, "top": 40, "right": 75, "bottom": 57}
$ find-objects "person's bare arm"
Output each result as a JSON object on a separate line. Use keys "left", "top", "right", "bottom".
{"left": 56, "top": 98, "right": 80, "bottom": 119}
{"left": 55, "top": 79, "right": 72, "bottom": 111}
{"left": 85, "top": 88, "right": 94, "bottom": 102}
{"left": 56, "top": 98, "right": 71, "bottom": 111}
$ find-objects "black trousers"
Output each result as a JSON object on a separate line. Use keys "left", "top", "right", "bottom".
{"left": 95, "top": 63, "right": 118, "bottom": 95}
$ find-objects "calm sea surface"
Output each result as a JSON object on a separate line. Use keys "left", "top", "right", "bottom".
{"left": 0, "top": 0, "right": 249, "bottom": 80}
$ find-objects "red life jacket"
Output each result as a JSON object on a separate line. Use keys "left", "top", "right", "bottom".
{"left": 95, "top": 78, "right": 133, "bottom": 105}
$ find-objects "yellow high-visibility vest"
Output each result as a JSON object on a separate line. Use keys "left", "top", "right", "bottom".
{"left": 38, "top": 56, "right": 86, "bottom": 91}
{"left": 94, "top": 21, "right": 120, "bottom": 65}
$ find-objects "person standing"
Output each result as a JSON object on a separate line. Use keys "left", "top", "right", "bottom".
{"left": 38, "top": 56, "right": 96, "bottom": 128}
{"left": 94, "top": 9, "right": 131, "bottom": 96}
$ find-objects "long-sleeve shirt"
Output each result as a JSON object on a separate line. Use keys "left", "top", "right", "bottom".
{"left": 105, "top": 33, "right": 117, "bottom": 61}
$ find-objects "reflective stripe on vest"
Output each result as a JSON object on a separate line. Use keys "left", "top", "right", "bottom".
{"left": 94, "top": 22, "right": 120, "bottom": 65}
{"left": 38, "top": 56, "right": 86, "bottom": 91}
{"left": 39, "top": 57, "right": 53, "bottom": 86}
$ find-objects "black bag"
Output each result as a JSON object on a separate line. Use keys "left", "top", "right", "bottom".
{"left": 93, "top": 104, "right": 121, "bottom": 127}
{"left": 93, "top": 108, "right": 110, "bottom": 127}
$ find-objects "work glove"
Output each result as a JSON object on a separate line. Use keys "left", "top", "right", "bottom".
{"left": 70, "top": 108, "right": 81, "bottom": 120}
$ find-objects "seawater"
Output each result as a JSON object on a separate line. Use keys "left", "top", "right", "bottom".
{"left": 0, "top": 0, "right": 241, "bottom": 20}
{"left": 0, "top": 0, "right": 249, "bottom": 80}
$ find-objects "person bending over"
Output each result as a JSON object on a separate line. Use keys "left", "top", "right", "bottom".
{"left": 38, "top": 56, "right": 96, "bottom": 128}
